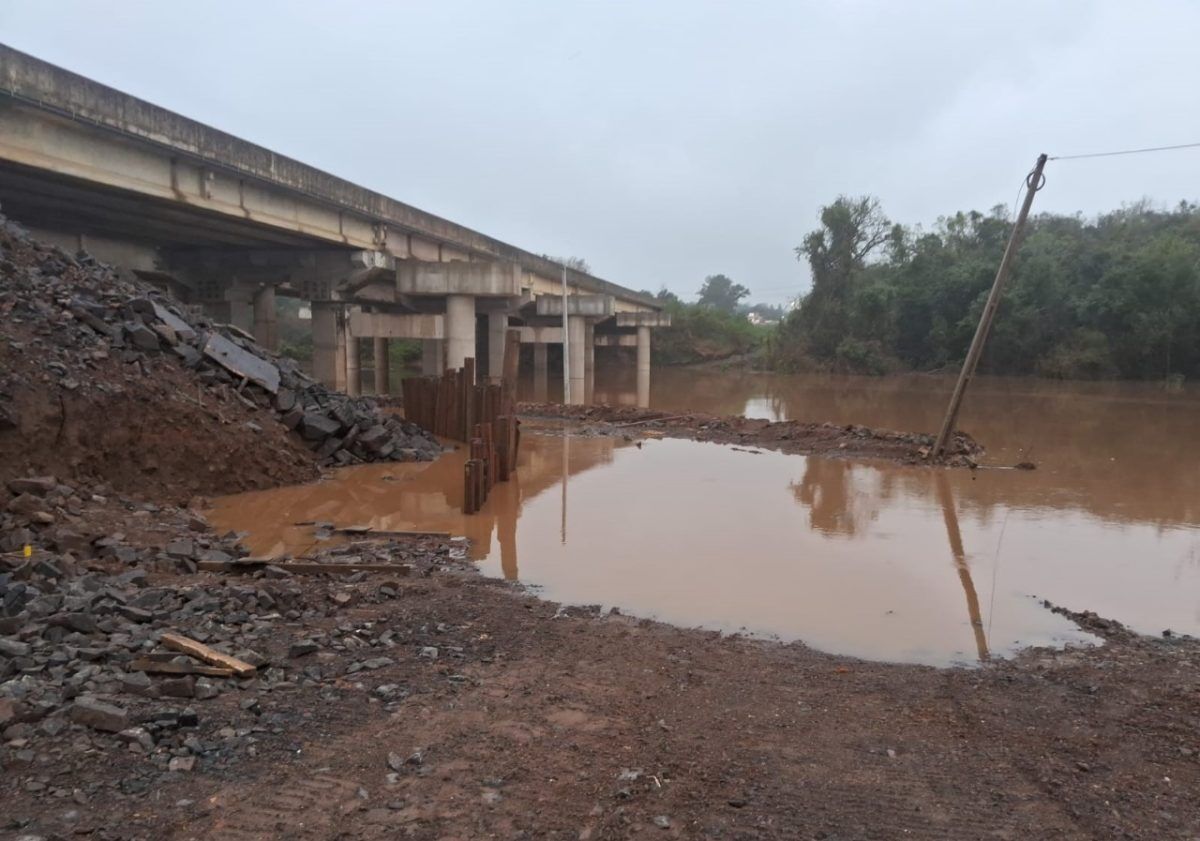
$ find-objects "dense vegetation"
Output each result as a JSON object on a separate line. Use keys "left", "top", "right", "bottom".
{"left": 768, "top": 197, "right": 1200, "bottom": 380}
{"left": 642, "top": 276, "right": 772, "bottom": 365}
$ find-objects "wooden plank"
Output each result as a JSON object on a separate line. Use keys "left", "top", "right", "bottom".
{"left": 333, "top": 526, "right": 451, "bottom": 539}
{"left": 463, "top": 358, "right": 476, "bottom": 441}
{"left": 198, "top": 559, "right": 414, "bottom": 575}
{"left": 159, "top": 631, "right": 258, "bottom": 677}
{"left": 130, "top": 656, "right": 234, "bottom": 678}
{"left": 272, "top": 561, "right": 414, "bottom": 575}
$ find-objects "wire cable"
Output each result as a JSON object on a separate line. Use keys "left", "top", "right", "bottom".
{"left": 1050, "top": 141, "right": 1200, "bottom": 161}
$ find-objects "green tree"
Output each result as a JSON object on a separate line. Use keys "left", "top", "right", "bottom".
{"left": 697, "top": 274, "right": 750, "bottom": 313}
{"left": 767, "top": 196, "right": 1200, "bottom": 381}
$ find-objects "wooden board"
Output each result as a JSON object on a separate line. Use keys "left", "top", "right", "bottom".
{"left": 333, "top": 526, "right": 450, "bottom": 539}
{"left": 159, "top": 631, "right": 258, "bottom": 677}
{"left": 198, "top": 559, "right": 413, "bottom": 576}
{"left": 130, "top": 656, "right": 234, "bottom": 678}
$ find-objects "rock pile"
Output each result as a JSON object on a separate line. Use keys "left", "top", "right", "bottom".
{"left": 0, "top": 209, "right": 441, "bottom": 468}
{"left": 0, "top": 468, "right": 460, "bottom": 801}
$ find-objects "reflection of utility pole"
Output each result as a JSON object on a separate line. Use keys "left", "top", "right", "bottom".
{"left": 934, "top": 471, "right": 990, "bottom": 662}
{"left": 561, "top": 431, "right": 569, "bottom": 545}
{"left": 498, "top": 472, "right": 520, "bottom": 582}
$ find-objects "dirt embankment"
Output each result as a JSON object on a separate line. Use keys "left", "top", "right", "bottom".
{"left": 518, "top": 401, "right": 985, "bottom": 466}
{"left": 0, "top": 213, "right": 440, "bottom": 503}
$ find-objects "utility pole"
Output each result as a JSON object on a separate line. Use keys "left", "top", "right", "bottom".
{"left": 561, "top": 261, "right": 571, "bottom": 404}
{"left": 931, "top": 153, "right": 1048, "bottom": 459}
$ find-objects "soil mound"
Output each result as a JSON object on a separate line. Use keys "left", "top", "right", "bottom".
{"left": 518, "top": 402, "right": 984, "bottom": 465}
{"left": 0, "top": 212, "right": 440, "bottom": 503}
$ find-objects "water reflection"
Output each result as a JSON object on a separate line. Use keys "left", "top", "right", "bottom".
{"left": 550, "top": 367, "right": 1200, "bottom": 530}
{"left": 205, "top": 432, "right": 1176, "bottom": 666}
{"left": 935, "top": 471, "right": 989, "bottom": 663}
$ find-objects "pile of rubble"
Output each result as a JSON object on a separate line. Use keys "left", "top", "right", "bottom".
{"left": 0, "top": 209, "right": 441, "bottom": 470}
{"left": 0, "top": 469, "right": 461, "bottom": 802}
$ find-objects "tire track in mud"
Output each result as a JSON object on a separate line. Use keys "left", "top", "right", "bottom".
{"left": 185, "top": 773, "right": 365, "bottom": 841}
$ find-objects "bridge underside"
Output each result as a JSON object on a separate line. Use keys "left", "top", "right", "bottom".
{"left": 0, "top": 44, "right": 668, "bottom": 406}
{"left": 0, "top": 160, "right": 666, "bottom": 405}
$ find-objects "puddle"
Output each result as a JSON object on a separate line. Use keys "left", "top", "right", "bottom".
{"left": 205, "top": 428, "right": 1200, "bottom": 667}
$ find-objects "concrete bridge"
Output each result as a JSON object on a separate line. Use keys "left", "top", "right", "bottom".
{"left": 0, "top": 44, "right": 668, "bottom": 403}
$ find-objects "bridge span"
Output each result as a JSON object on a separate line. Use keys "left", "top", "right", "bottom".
{"left": 0, "top": 44, "right": 668, "bottom": 402}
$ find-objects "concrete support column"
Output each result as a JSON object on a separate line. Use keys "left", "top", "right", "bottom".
{"left": 584, "top": 322, "right": 596, "bottom": 375}
{"left": 445, "top": 294, "right": 476, "bottom": 378}
{"left": 421, "top": 339, "right": 445, "bottom": 376}
{"left": 533, "top": 342, "right": 548, "bottom": 401}
{"left": 636, "top": 326, "right": 651, "bottom": 408}
{"left": 373, "top": 337, "right": 390, "bottom": 396}
{"left": 226, "top": 283, "right": 255, "bottom": 335}
{"left": 345, "top": 320, "right": 362, "bottom": 397}
{"left": 312, "top": 302, "right": 347, "bottom": 392}
{"left": 567, "top": 315, "right": 586, "bottom": 405}
{"left": 252, "top": 285, "right": 278, "bottom": 351}
{"left": 487, "top": 311, "right": 508, "bottom": 384}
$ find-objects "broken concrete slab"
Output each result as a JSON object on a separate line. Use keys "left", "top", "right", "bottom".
{"left": 202, "top": 332, "right": 280, "bottom": 394}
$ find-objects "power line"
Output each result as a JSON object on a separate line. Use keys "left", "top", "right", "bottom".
{"left": 1050, "top": 141, "right": 1200, "bottom": 161}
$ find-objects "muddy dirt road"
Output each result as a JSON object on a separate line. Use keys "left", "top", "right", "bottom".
{"left": 8, "top": 559, "right": 1198, "bottom": 840}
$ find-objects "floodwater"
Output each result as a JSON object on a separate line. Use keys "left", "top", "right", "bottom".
{"left": 209, "top": 369, "right": 1200, "bottom": 667}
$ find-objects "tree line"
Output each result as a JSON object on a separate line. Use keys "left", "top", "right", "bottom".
{"left": 769, "top": 196, "right": 1200, "bottom": 380}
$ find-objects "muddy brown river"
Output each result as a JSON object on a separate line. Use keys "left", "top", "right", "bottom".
{"left": 209, "top": 369, "right": 1200, "bottom": 667}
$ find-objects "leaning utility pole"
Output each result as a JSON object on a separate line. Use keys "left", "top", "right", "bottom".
{"left": 931, "top": 153, "right": 1048, "bottom": 459}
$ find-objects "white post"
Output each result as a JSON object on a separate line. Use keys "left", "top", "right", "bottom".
{"left": 561, "top": 262, "right": 571, "bottom": 404}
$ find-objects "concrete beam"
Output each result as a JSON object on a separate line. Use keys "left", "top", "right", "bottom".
{"left": 594, "top": 334, "right": 638, "bottom": 347}
{"left": 395, "top": 261, "right": 522, "bottom": 298}
{"left": 516, "top": 325, "right": 564, "bottom": 344}
{"left": 616, "top": 311, "right": 672, "bottom": 328}
{"left": 347, "top": 310, "right": 444, "bottom": 340}
{"left": 536, "top": 294, "right": 615, "bottom": 318}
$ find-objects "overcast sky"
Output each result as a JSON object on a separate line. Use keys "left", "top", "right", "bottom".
{"left": 4, "top": 1, "right": 1199, "bottom": 304}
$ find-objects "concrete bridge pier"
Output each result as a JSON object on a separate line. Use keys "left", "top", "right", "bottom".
{"left": 373, "top": 338, "right": 390, "bottom": 395}
{"left": 421, "top": 339, "right": 445, "bottom": 376}
{"left": 487, "top": 311, "right": 509, "bottom": 384}
{"left": 445, "top": 294, "right": 476, "bottom": 375}
{"left": 567, "top": 315, "right": 588, "bottom": 405}
{"left": 312, "top": 302, "right": 348, "bottom": 393}
{"left": 345, "top": 316, "right": 362, "bottom": 397}
{"left": 252, "top": 286, "right": 278, "bottom": 352}
{"left": 636, "top": 327, "right": 652, "bottom": 407}
{"left": 532, "top": 342, "right": 549, "bottom": 401}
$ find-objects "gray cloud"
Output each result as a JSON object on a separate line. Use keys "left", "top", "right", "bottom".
{"left": 3, "top": 0, "right": 1198, "bottom": 304}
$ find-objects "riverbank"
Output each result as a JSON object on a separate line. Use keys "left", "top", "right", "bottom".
{"left": 4, "top": 520, "right": 1199, "bottom": 839}
{"left": 518, "top": 401, "right": 986, "bottom": 466}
